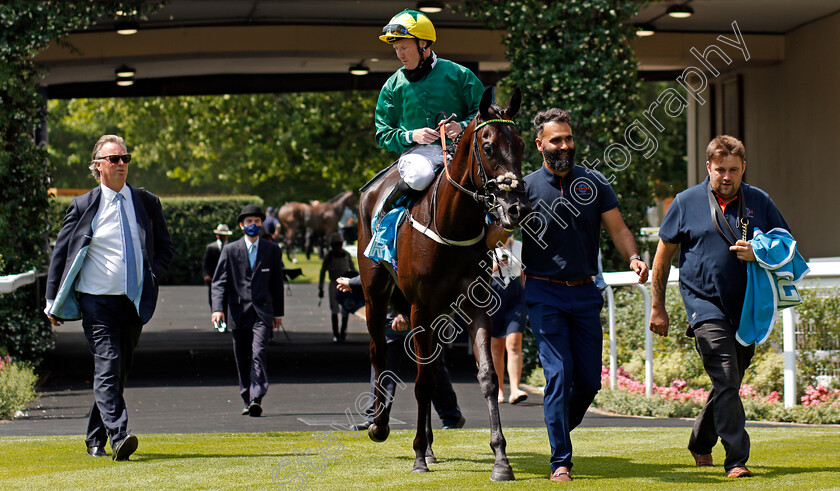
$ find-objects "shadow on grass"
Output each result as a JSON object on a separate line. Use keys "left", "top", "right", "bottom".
{"left": 131, "top": 451, "right": 298, "bottom": 462}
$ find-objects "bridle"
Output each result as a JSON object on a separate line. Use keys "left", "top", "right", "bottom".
{"left": 438, "top": 115, "right": 522, "bottom": 221}
{"left": 407, "top": 114, "right": 523, "bottom": 246}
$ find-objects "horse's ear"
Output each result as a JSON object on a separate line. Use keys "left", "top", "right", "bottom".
{"left": 506, "top": 87, "right": 522, "bottom": 120}
{"left": 479, "top": 86, "right": 494, "bottom": 120}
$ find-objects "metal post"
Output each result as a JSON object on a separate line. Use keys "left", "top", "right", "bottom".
{"left": 605, "top": 286, "right": 617, "bottom": 389}
{"left": 635, "top": 284, "right": 653, "bottom": 397}
{"left": 783, "top": 308, "right": 797, "bottom": 408}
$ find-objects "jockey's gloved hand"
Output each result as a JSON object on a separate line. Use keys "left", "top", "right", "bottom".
{"left": 318, "top": 288, "right": 324, "bottom": 298}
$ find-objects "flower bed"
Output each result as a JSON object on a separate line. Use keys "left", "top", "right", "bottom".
{"left": 595, "top": 366, "right": 840, "bottom": 424}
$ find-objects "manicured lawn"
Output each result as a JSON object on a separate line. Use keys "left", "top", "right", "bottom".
{"left": 1, "top": 427, "right": 838, "bottom": 489}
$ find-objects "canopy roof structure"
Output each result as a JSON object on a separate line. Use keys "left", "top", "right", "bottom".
{"left": 34, "top": 0, "right": 840, "bottom": 98}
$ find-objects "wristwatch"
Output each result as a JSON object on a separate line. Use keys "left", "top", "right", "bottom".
{"left": 629, "top": 255, "right": 643, "bottom": 265}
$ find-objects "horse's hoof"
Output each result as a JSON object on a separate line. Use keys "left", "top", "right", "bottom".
{"left": 412, "top": 461, "right": 430, "bottom": 473}
{"left": 368, "top": 423, "right": 390, "bottom": 442}
{"left": 425, "top": 452, "right": 438, "bottom": 464}
{"left": 490, "top": 464, "right": 515, "bottom": 481}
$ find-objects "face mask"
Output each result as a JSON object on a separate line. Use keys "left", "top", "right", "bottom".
{"left": 243, "top": 224, "right": 261, "bottom": 237}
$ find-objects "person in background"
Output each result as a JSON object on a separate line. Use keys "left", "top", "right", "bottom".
{"left": 490, "top": 238, "right": 529, "bottom": 405}
{"left": 262, "top": 206, "right": 280, "bottom": 240}
{"left": 319, "top": 233, "right": 356, "bottom": 342}
{"left": 211, "top": 204, "right": 285, "bottom": 417}
{"left": 336, "top": 276, "right": 465, "bottom": 430}
{"left": 45, "top": 134, "right": 174, "bottom": 461}
{"left": 203, "top": 223, "right": 233, "bottom": 327}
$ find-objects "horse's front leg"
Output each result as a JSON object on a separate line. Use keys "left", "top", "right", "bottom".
{"left": 410, "top": 309, "right": 438, "bottom": 473}
{"left": 473, "top": 314, "right": 515, "bottom": 481}
{"left": 364, "top": 289, "right": 391, "bottom": 442}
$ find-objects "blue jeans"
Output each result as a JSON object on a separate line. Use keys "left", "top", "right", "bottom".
{"left": 525, "top": 279, "right": 603, "bottom": 471}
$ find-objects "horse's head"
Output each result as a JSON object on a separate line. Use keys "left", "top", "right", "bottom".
{"left": 464, "top": 86, "right": 531, "bottom": 231}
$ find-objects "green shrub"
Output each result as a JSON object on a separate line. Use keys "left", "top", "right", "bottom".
{"left": 0, "top": 286, "right": 54, "bottom": 363}
{"left": 0, "top": 356, "right": 38, "bottom": 419}
{"left": 50, "top": 194, "right": 262, "bottom": 285}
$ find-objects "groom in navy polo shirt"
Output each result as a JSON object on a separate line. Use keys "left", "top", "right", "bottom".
{"left": 649, "top": 135, "right": 789, "bottom": 478}
{"left": 517, "top": 108, "right": 648, "bottom": 482}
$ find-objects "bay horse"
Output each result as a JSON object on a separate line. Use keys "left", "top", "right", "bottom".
{"left": 277, "top": 191, "right": 356, "bottom": 261}
{"left": 357, "top": 86, "right": 529, "bottom": 481}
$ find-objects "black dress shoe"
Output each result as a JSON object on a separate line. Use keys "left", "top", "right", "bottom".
{"left": 86, "top": 445, "right": 108, "bottom": 457}
{"left": 112, "top": 434, "right": 138, "bottom": 461}
{"left": 442, "top": 415, "right": 466, "bottom": 429}
{"left": 353, "top": 421, "right": 373, "bottom": 431}
{"left": 248, "top": 400, "right": 262, "bottom": 417}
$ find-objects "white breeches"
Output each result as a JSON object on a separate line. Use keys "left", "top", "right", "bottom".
{"left": 397, "top": 144, "right": 445, "bottom": 191}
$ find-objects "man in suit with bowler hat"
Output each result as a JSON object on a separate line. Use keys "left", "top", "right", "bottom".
{"left": 211, "top": 204, "right": 285, "bottom": 416}
{"left": 45, "top": 134, "right": 174, "bottom": 461}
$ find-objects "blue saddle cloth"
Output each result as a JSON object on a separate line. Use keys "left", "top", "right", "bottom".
{"left": 364, "top": 207, "right": 406, "bottom": 266}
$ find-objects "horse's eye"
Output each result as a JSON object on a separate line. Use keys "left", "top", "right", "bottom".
{"left": 482, "top": 143, "right": 493, "bottom": 156}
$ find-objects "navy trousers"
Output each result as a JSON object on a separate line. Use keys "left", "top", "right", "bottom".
{"left": 79, "top": 293, "right": 143, "bottom": 448}
{"left": 525, "top": 279, "right": 604, "bottom": 471}
{"left": 231, "top": 308, "right": 271, "bottom": 405}
{"left": 364, "top": 333, "right": 462, "bottom": 426}
{"left": 689, "top": 319, "right": 755, "bottom": 470}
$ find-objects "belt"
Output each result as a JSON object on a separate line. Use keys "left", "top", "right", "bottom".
{"left": 524, "top": 274, "right": 594, "bottom": 286}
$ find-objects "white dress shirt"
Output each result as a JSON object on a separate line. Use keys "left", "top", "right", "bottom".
{"left": 76, "top": 184, "right": 143, "bottom": 296}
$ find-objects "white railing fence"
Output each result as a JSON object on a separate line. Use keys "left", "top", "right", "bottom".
{"left": 603, "top": 261, "right": 840, "bottom": 408}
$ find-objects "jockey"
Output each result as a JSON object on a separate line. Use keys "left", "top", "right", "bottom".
{"left": 375, "top": 9, "right": 484, "bottom": 215}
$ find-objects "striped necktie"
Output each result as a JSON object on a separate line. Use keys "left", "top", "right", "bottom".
{"left": 116, "top": 193, "right": 139, "bottom": 301}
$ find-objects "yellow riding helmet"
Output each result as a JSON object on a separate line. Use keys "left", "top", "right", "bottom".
{"left": 379, "top": 9, "right": 436, "bottom": 44}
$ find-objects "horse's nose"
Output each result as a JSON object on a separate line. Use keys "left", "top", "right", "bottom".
{"left": 508, "top": 203, "right": 521, "bottom": 221}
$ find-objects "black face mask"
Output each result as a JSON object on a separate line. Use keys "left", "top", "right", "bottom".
{"left": 544, "top": 147, "right": 575, "bottom": 174}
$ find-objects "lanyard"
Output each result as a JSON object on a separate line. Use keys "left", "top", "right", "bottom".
{"left": 707, "top": 182, "right": 749, "bottom": 247}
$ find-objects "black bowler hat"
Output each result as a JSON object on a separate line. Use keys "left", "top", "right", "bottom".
{"left": 237, "top": 204, "right": 266, "bottom": 224}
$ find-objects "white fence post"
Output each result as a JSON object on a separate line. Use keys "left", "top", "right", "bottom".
{"left": 635, "top": 284, "right": 653, "bottom": 397}
{"left": 606, "top": 285, "right": 617, "bottom": 389}
{"left": 783, "top": 307, "right": 797, "bottom": 408}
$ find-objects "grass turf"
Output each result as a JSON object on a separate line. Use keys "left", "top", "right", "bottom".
{"left": 285, "top": 252, "right": 359, "bottom": 285}
{"left": 1, "top": 427, "right": 839, "bottom": 489}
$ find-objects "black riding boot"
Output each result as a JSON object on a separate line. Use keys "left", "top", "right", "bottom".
{"left": 378, "top": 178, "right": 418, "bottom": 220}
{"left": 340, "top": 314, "right": 349, "bottom": 342}
{"left": 331, "top": 314, "right": 340, "bottom": 342}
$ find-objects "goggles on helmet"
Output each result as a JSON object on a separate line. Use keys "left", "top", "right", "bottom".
{"left": 382, "top": 23, "right": 417, "bottom": 39}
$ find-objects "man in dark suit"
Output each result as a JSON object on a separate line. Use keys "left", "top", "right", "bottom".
{"left": 211, "top": 204, "right": 284, "bottom": 417}
{"left": 202, "top": 223, "right": 233, "bottom": 318}
{"left": 45, "top": 135, "right": 174, "bottom": 461}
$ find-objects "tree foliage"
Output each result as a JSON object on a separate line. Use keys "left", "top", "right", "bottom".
{"left": 0, "top": 0, "right": 162, "bottom": 361}
{"left": 47, "top": 92, "right": 390, "bottom": 206}
{"left": 460, "top": 0, "right": 652, "bottom": 269}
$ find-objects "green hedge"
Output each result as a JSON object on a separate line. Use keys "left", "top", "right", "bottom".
{"left": 50, "top": 194, "right": 262, "bottom": 285}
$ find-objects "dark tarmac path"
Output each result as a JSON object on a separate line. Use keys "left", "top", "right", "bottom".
{"left": 0, "top": 285, "right": 698, "bottom": 439}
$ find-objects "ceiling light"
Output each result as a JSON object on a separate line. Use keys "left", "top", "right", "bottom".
{"left": 349, "top": 63, "right": 369, "bottom": 76}
{"left": 116, "top": 75, "right": 134, "bottom": 87}
{"left": 417, "top": 1, "right": 444, "bottom": 14}
{"left": 115, "top": 65, "right": 136, "bottom": 78}
{"left": 635, "top": 24, "right": 656, "bottom": 37}
{"left": 115, "top": 20, "right": 139, "bottom": 35}
{"left": 666, "top": 4, "right": 694, "bottom": 19}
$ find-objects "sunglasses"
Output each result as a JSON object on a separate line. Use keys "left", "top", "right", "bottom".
{"left": 99, "top": 154, "right": 132, "bottom": 164}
